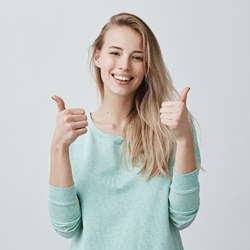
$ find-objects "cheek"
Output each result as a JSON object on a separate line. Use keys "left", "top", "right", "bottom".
{"left": 137, "top": 66, "right": 145, "bottom": 79}
{"left": 99, "top": 57, "right": 115, "bottom": 69}
{"left": 99, "top": 64, "right": 111, "bottom": 78}
{"left": 100, "top": 69, "right": 109, "bottom": 82}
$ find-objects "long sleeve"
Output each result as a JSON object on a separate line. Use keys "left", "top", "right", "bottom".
{"left": 168, "top": 122, "right": 201, "bottom": 230}
{"left": 48, "top": 184, "right": 82, "bottom": 238}
{"left": 169, "top": 169, "right": 200, "bottom": 230}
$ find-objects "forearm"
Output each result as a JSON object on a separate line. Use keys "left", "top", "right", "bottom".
{"left": 174, "top": 132, "right": 196, "bottom": 174}
{"left": 169, "top": 169, "right": 200, "bottom": 229}
{"left": 169, "top": 120, "right": 201, "bottom": 229}
{"left": 49, "top": 141, "right": 81, "bottom": 238}
{"left": 49, "top": 141, "right": 74, "bottom": 188}
{"left": 48, "top": 184, "right": 82, "bottom": 238}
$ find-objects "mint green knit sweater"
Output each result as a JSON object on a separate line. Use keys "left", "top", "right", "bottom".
{"left": 48, "top": 113, "right": 200, "bottom": 250}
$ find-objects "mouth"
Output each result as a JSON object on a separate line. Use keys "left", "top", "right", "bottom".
{"left": 112, "top": 74, "right": 134, "bottom": 83}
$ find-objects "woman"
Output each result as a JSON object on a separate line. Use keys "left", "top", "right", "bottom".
{"left": 49, "top": 12, "right": 201, "bottom": 250}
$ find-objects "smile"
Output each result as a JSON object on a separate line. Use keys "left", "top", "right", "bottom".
{"left": 112, "top": 74, "right": 134, "bottom": 81}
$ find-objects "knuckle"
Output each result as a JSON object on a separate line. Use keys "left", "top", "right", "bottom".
{"left": 160, "top": 107, "right": 166, "bottom": 113}
{"left": 69, "top": 123, "right": 75, "bottom": 130}
{"left": 63, "top": 109, "right": 71, "bottom": 115}
{"left": 76, "top": 108, "right": 85, "bottom": 114}
{"left": 65, "top": 116, "right": 72, "bottom": 123}
{"left": 66, "top": 122, "right": 73, "bottom": 131}
{"left": 63, "top": 117, "right": 69, "bottom": 124}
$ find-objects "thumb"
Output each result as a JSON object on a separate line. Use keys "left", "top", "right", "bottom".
{"left": 179, "top": 87, "right": 190, "bottom": 105}
{"left": 51, "top": 95, "right": 66, "bottom": 112}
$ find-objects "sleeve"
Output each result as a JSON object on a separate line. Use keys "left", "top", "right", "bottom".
{"left": 168, "top": 120, "right": 201, "bottom": 230}
{"left": 48, "top": 184, "right": 82, "bottom": 238}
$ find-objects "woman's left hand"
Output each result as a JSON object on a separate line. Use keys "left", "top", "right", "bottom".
{"left": 160, "top": 87, "right": 192, "bottom": 141}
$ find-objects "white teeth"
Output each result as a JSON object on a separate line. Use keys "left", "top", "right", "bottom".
{"left": 113, "top": 75, "right": 132, "bottom": 81}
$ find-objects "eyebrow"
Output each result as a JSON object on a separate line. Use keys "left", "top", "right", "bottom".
{"left": 108, "top": 46, "right": 144, "bottom": 53}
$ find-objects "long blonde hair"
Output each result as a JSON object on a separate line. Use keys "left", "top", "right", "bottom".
{"left": 90, "top": 13, "right": 179, "bottom": 179}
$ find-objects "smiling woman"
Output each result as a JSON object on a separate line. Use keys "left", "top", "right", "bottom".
{"left": 48, "top": 12, "right": 201, "bottom": 250}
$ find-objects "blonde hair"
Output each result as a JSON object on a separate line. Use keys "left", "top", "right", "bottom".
{"left": 90, "top": 13, "right": 179, "bottom": 179}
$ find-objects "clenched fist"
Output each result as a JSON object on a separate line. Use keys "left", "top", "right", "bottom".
{"left": 160, "top": 87, "right": 192, "bottom": 141}
{"left": 51, "top": 95, "right": 88, "bottom": 147}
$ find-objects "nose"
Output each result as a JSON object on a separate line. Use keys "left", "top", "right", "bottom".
{"left": 118, "top": 56, "right": 130, "bottom": 71}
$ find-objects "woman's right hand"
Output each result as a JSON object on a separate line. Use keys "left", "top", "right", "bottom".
{"left": 51, "top": 95, "right": 88, "bottom": 147}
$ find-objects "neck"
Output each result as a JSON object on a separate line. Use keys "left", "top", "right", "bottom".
{"left": 91, "top": 94, "right": 134, "bottom": 136}
{"left": 98, "top": 95, "right": 134, "bottom": 123}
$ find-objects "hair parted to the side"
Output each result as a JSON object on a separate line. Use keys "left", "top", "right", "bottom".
{"left": 90, "top": 12, "right": 180, "bottom": 179}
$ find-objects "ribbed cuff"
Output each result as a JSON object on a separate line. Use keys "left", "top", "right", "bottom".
{"left": 48, "top": 184, "right": 77, "bottom": 204}
{"left": 171, "top": 169, "right": 199, "bottom": 194}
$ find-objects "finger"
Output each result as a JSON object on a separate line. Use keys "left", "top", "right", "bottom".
{"left": 160, "top": 113, "right": 172, "bottom": 119}
{"left": 71, "top": 114, "right": 87, "bottom": 122}
{"left": 63, "top": 114, "right": 87, "bottom": 124}
{"left": 72, "top": 120, "right": 88, "bottom": 130}
{"left": 52, "top": 95, "right": 66, "bottom": 112}
{"left": 65, "top": 108, "right": 86, "bottom": 115}
{"left": 160, "top": 118, "right": 172, "bottom": 126}
{"left": 161, "top": 101, "right": 175, "bottom": 107}
{"left": 160, "top": 107, "right": 174, "bottom": 114}
{"left": 161, "top": 119, "right": 177, "bottom": 130}
{"left": 69, "top": 127, "right": 88, "bottom": 140}
{"left": 179, "top": 87, "right": 190, "bottom": 105}
{"left": 75, "top": 127, "right": 88, "bottom": 136}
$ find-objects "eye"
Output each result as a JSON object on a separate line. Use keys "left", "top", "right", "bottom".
{"left": 109, "top": 51, "right": 120, "bottom": 56}
{"left": 132, "top": 55, "right": 143, "bottom": 61}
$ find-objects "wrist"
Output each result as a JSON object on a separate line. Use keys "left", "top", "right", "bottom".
{"left": 51, "top": 138, "right": 70, "bottom": 153}
{"left": 176, "top": 132, "right": 194, "bottom": 146}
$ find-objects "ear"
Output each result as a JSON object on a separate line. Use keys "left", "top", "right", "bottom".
{"left": 94, "top": 49, "right": 101, "bottom": 68}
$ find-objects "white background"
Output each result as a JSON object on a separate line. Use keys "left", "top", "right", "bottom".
{"left": 1, "top": 0, "right": 249, "bottom": 249}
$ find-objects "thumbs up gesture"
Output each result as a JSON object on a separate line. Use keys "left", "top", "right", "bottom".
{"left": 160, "top": 87, "right": 192, "bottom": 141}
{"left": 51, "top": 95, "right": 88, "bottom": 147}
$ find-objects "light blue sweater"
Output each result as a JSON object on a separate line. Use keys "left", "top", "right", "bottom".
{"left": 48, "top": 113, "right": 201, "bottom": 250}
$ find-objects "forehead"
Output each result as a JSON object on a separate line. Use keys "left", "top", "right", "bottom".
{"left": 103, "top": 26, "right": 143, "bottom": 51}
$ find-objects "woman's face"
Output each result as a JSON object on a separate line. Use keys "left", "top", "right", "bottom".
{"left": 95, "top": 25, "right": 145, "bottom": 99}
